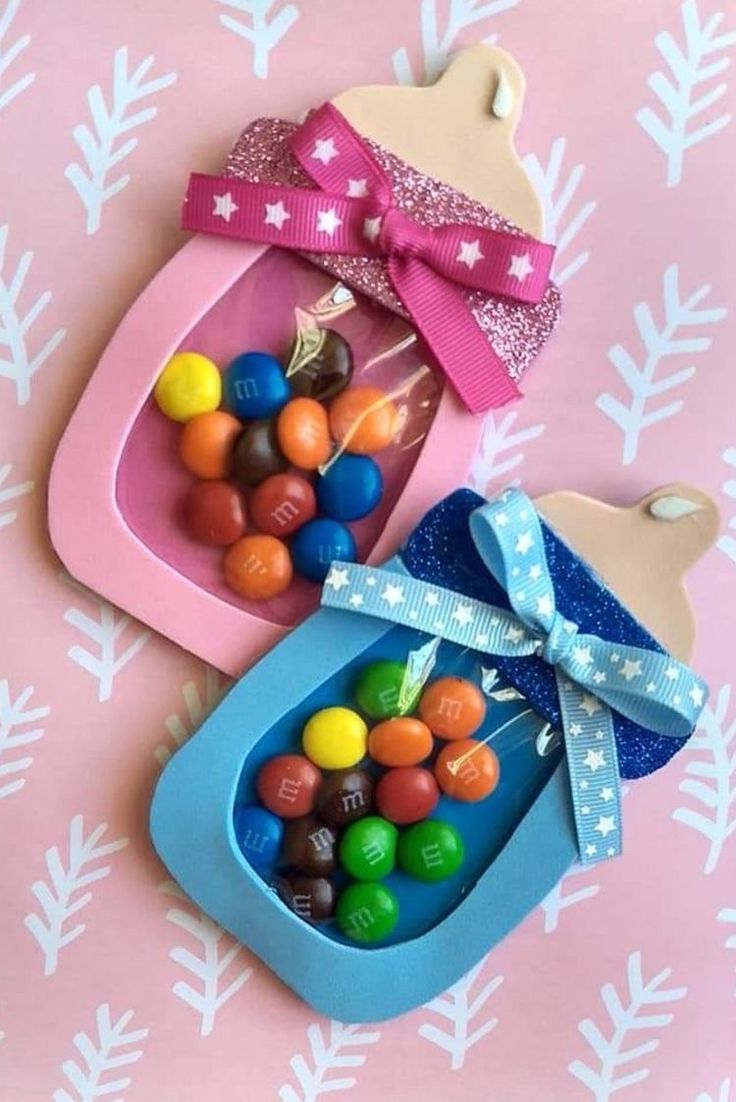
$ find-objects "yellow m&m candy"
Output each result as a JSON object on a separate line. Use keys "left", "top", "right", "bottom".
{"left": 154, "top": 352, "right": 222, "bottom": 422}
{"left": 302, "top": 707, "right": 368, "bottom": 769}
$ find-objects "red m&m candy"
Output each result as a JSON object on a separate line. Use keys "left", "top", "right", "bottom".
{"left": 182, "top": 481, "right": 246, "bottom": 546}
{"left": 249, "top": 473, "right": 316, "bottom": 537}
{"left": 256, "top": 754, "right": 322, "bottom": 818}
{"left": 375, "top": 766, "right": 440, "bottom": 825}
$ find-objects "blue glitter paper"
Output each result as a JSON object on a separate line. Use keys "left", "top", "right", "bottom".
{"left": 401, "top": 489, "right": 691, "bottom": 779}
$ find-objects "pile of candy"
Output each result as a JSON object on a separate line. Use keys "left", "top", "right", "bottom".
{"left": 235, "top": 663, "right": 501, "bottom": 944}
{"left": 153, "top": 329, "right": 400, "bottom": 600}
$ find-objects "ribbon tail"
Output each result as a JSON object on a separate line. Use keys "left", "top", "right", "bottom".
{"left": 388, "top": 255, "right": 521, "bottom": 413}
{"left": 555, "top": 670, "right": 623, "bottom": 865}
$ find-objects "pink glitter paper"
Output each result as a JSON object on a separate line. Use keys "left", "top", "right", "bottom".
{"left": 226, "top": 115, "right": 562, "bottom": 384}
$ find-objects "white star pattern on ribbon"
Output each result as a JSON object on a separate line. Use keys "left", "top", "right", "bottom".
{"left": 508, "top": 252, "right": 535, "bottom": 281}
{"left": 452, "top": 604, "right": 474, "bottom": 627}
{"left": 584, "top": 749, "right": 606, "bottom": 772}
{"left": 585, "top": 843, "right": 597, "bottom": 857}
{"left": 537, "top": 594, "right": 554, "bottom": 617}
{"left": 457, "top": 240, "right": 484, "bottom": 269}
{"left": 264, "top": 200, "right": 290, "bottom": 230}
{"left": 529, "top": 564, "right": 542, "bottom": 580}
{"left": 494, "top": 512, "right": 509, "bottom": 528}
{"left": 516, "top": 591, "right": 526, "bottom": 602}
{"left": 689, "top": 684, "right": 705, "bottom": 707}
{"left": 381, "top": 583, "right": 405, "bottom": 608}
{"left": 665, "top": 666, "right": 678, "bottom": 681}
{"left": 582, "top": 804, "right": 591, "bottom": 814}
{"left": 312, "top": 137, "right": 338, "bottom": 164}
{"left": 475, "top": 633, "right": 489, "bottom": 646}
{"left": 324, "top": 567, "right": 350, "bottom": 591}
{"left": 619, "top": 659, "right": 643, "bottom": 682}
{"left": 213, "top": 192, "right": 238, "bottom": 221}
{"left": 579, "top": 779, "right": 589, "bottom": 790}
{"left": 600, "top": 786, "right": 614, "bottom": 802}
{"left": 579, "top": 693, "right": 603, "bottom": 717}
{"left": 646, "top": 681, "right": 657, "bottom": 693}
{"left": 363, "top": 216, "right": 382, "bottom": 242}
{"left": 504, "top": 625, "right": 525, "bottom": 644}
{"left": 317, "top": 208, "right": 342, "bottom": 236}
{"left": 573, "top": 645, "right": 593, "bottom": 666}
{"left": 569, "top": 723, "right": 583, "bottom": 737}
{"left": 610, "top": 653, "right": 620, "bottom": 664}
{"left": 593, "top": 671, "right": 607, "bottom": 684}
{"left": 365, "top": 576, "right": 377, "bottom": 587}
{"left": 594, "top": 730, "right": 605, "bottom": 741}
{"left": 515, "top": 531, "right": 533, "bottom": 555}
{"left": 594, "top": 815, "right": 617, "bottom": 837}
{"left": 349, "top": 593, "right": 364, "bottom": 607}
{"left": 346, "top": 178, "right": 368, "bottom": 197}
{"left": 424, "top": 592, "right": 439, "bottom": 607}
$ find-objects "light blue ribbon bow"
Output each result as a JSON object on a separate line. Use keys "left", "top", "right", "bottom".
{"left": 321, "top": 488, "right": 708, "bottom": 864}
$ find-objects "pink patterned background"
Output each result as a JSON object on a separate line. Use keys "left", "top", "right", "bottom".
{"left": 1, "top": 1, "right": 735, "bottom": 1100}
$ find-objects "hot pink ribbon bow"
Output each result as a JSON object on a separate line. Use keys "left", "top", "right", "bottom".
{"left": 182, "top": 104, "right": 556, "bottom": 412}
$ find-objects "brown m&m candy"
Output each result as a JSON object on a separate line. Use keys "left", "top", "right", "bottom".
{"left": 282, "top": 815, "right": 338, "bottom": 876}
{"left": 182, "top": 481, "right": 246, "bottom": 546}
{"left": 256, "top": 754, "right": 321, "bottom": 818}
{"left": 277, "top": 875, "right": 335, "bottom": 922}
{"left": 249, "top": 473, "right": 316, "bottom": 537}
{"left": 231, "top": 419, "right": 288, "bottom": 487}
{"left": 315, "top": 768, "right": 373, "bottom": 826}
{"left": 287, "top": 327, "right": 353, "bottom": 401}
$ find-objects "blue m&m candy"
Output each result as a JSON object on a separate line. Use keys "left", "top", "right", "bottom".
{"left": 291, "top": 518, "right": 357, "bottom": 583}
{"left": 225, "top": 352, "right": 290, "bottom": 419}
{"left": 316, "top": 455, "right": 383, "bottom": 521}
{"left": 233, "top": 805, "right": 284, "bottom": 869}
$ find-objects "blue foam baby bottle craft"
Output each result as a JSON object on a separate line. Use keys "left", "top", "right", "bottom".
{"left": 150, "top": 483, "right": 716, "bottom": 1021}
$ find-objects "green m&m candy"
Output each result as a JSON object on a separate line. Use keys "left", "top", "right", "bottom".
{"left": 336, "top": 882, "right": 399, "bottom": 943}
{"left": 355, "top": 660, "right": 419, "bottom": 719}
{"left": 339, "top": 816, "right": 398, "bottom": 881}
{"left": 398, "top": 819, "right": 464, "bottom": 882}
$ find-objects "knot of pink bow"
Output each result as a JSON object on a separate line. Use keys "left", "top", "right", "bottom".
{"left": 181, "top": 103, "right": 556, "bottom": 413}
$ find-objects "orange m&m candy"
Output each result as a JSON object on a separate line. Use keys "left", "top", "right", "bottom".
{"left": 224, "top": 534, "right": 293, "bottom": 600}
{"left": 179, "top": 410, "right": 242, "bottom": 479}
{"left": 277, "top": 398, "right": 331, "bottom": 469}
{"left": 419, "top": 677, "right": 486, "bottom": 740}
{"left": 368, "top": 717, "right": 434, "bottom": 767}
{"left": 434, "top": 739, "right": 500, "bottom": 802}
{"left": 329, "top": 386, "right": 399, "bottom": 455}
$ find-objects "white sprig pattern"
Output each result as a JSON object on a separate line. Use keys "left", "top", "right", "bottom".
{"left": 694, "top": 1078, "right": 734, "bottom": 1102}
{"left": 0, "top": 0, "right": 34, "bottom": 114}
{"left": 154, "top": 665, "right": 228, "bottom": 768}
{"left": 25, "top": 815, "right": 128, "bottom": 977}
{"left": 522, "top": 137, "right": 597, "bottom": 286}
{"left": 0, "top": 224, "right": 66, "bottom": 407}
{"left": 0, "top": 461, "right": 32, "bottom": 529}
{"left": 596, "top": 264, "right": 726, "bottom": 465}
{"left": 52, "top": 1003, "right": 148, "bottom": 1102}
{"left": 569, "top": 950, "right": 687, "bottom": 1101}
{"left": 672, "top": 683, "right": 736, "bottom": 874}
{"left": 278, "top": 1020, "right": 381, "bottom": 1102}
{"left": 392, "top": 0, "right": 521, "bottom": 86}
{"left": 65, "top": 46, "right": 177, "bottom": 234}
{"left": 717, "top": 447, "right": 736, "bottom": 566}
{"left": 61, "top": 574, "right": 150, "bottom": 703}
{"left": 469, "top": 410, "right": 544, "bottom": 495}
{"left": 719, "top": 907, "right": 736, "bottom": 996}
{"left": 218, "top": 0, "right": 299, "bottom": 80}
{"left": 539, "top": 863, "right": 601, "bottom": 933}
{"left": 417, "top": 961, "right": 503, "bottom": 1070}
{"left": 636, "top": 0, "right": 736, "bottom": 188}
{"left": 0, "top": 678, "right": 50, "bottom": 800}
{"left": 160, "top": 882, "right": 252, "bottom": 1037}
